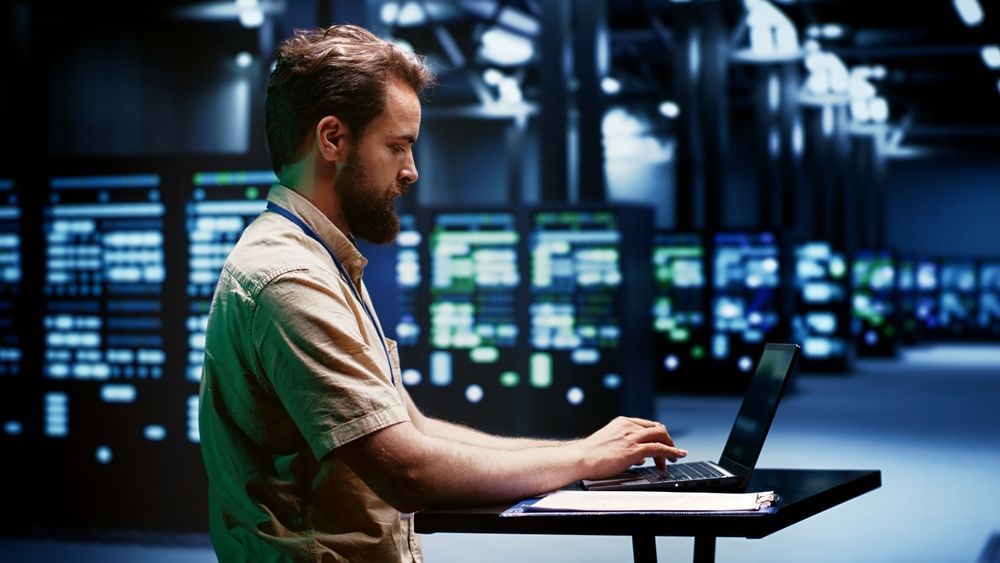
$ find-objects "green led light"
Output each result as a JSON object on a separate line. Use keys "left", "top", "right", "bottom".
{"left": 499, "top": 371, "right": 520, "bottom": 387}
{"left": 245, "top": 186, "right": 259, "bottom": 200}
{"left": 530, "top": 353, "right": 553, "bottom": 388}
{"left": 470, "top": 347, "right": 499, "bottom": 363}
{"left": 691, "top": 345, "right": 706, "bottom": 360}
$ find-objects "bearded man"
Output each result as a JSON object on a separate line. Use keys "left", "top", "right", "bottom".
{"left": 198, "top": 24, "right": 685, "bottom": 563}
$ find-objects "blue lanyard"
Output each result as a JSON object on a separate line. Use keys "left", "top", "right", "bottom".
{"left": 266, "top": 201, "right": 395, "bottom": 385}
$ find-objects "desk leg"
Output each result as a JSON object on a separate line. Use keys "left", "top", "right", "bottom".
{"left": 631, "top": 534, "right": 657, "bottom": 563}
{"left": 693, "top": 536, "right": 716, "bottom": 563}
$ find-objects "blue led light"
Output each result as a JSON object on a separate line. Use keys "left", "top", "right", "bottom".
{"left": 465, "top": 384, "right": 484, "bottom": 404}
{"left": 144, "top": 425, "right": 167, "bottom": 441}
{"left": 566, "top": 386, "right": 585, "bottom": 406}
{"left": 95, "top": 445, "right": 113, "bottom": 464}
{"left": 3, "top": 420, "right": 22, "bottom": 435}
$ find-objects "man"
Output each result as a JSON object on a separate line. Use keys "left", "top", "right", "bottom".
{"left": 199, "top": 24, "right": 686, "bottom": 562}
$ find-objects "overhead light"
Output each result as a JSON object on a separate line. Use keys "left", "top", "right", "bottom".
{"left": 953, "top": 0, "right": 984, "bottom": 27}
{"left": 497, "top": 77, "right": 523, "bottom": 105}
{"left": 239, "top": 9, "right": 263, "bottom": 28}
{"left": 767, "top": 72, "right": 781, "bottom": 111}
{"left": 658, "top": 101, "right": 680, "bottom": 118}
{"left": 236, "top": 0, "right": 263, "bottom": 28}
{"left": 821, "top": 23, "right": 844, "bottom": 39}
{"left": 479, "top": 27, "right": 534, "bottom": 66}
{"left": 482, "top": 68, "right": 504, "bottom": 86}
{"left": 849, "top": 98, "right": 870, "bottom": 122}
{"left": 982, "top": 45, "right": 1000, "bottom": 69}
{"left": 235, "top": 52, "right": 253, "bottom": 68}
{"left": 801, "top": 48, "right": 850, "bottom": 103}
{"left": 849, "top": 72, "right": 876, "bottom": 99}
{"left": 601, "top": 77, "right": 621, "bottom": 95}
{"left": 380, "top": 2, "right": 400, "bottom": 25}
{"left": 497, "top": 6, "right": 539, "bottom": 35}
{"left": 602, "top": 107, "right": 646, "bottom": 138}
{"left": 174, "top": 0, "right": 279, "bottom": 24}
{"left": 397, "top": 1, "right": 427, "bottom": 27}
{"left": 746, "top": 0, "right": 800, "bottom": 56}
{"left": 821, "top": 105, "right": 835, "bottom": 136}
{"left": 733, "top": 0, "right": 802, "bottom": 63}
{"left": 868, "top": 97, "right": 889, "bottom": 123}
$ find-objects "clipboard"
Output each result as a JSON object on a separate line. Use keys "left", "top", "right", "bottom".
{"left": 500, "top": 490, "right": 780, "bottom": 517}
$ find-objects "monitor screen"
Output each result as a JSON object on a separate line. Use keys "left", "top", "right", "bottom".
{"left": 721, "top": 344, "right": 798, "bottom": 473}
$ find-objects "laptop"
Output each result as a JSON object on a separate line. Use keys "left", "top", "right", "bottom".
{"left": 581, "top": 342, "right": 800, "bottom": 492}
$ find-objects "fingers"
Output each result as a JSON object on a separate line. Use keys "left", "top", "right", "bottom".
{"left": 642, "top": 443, "right": 687, "bottom": 463}
{"left": 629, "top": 424, "right": 678, "bottom": 448}
{"left": 622, "top": 417, "right": 662, "bottom": 429}
{"left": 622, "top": 417, "right": 678, "bottom": 444}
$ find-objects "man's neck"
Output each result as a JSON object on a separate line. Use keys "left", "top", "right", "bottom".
{"left": 278, "top": 157, "right": 351, "bottom": 237}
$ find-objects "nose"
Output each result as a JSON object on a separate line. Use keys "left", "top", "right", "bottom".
{"left": 399, "top": 153, "right": 418, "bottom": 186}
{"left": 396, "top": 159, "right": 420, "bottom": 184}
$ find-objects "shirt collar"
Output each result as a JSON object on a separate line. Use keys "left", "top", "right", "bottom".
{"left": 266, "top": 184, "right": 368, "bottom": 285}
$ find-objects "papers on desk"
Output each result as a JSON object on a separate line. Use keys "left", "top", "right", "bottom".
{"left": 501, "top": 490, "right": 779, "bottom": 517}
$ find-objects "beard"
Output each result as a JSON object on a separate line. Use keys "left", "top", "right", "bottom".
{"left": 335, "top": 150, "right": 408, "bottom": 245}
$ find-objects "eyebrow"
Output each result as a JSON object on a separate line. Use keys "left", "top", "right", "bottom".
{"left": 393, "top": 134, "right": 417, "bottom": 145}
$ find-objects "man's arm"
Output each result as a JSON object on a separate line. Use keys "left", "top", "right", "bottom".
{"left": 399, "top": 384, "right": 564, "bottom": 450}
{"left": 334, "top": 414, "right": 686, "bottom": 513}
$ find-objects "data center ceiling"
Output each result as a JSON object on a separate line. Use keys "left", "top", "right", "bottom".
{"left": 19, "top": 0, "right": 1000, "bottom": 151}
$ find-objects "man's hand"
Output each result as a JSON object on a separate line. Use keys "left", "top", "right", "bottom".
{"left": 574, "top": 416, "right": 687, "bottom": 479}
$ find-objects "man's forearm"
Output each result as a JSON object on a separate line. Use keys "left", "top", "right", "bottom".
{"left": 400, "top": 428, "right": 589, "bottom": 508}
{"left": 420, "top": 415, "right": 568, "bottom": 450}
{"left": 338, "top": 416, "right": 683, "bottom": 513}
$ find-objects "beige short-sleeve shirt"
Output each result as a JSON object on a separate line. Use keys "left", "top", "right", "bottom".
{"left": 199, "top": 184, "right": 422, "bottom": 562}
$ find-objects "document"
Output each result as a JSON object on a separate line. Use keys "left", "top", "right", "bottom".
{"left": 519, "top": 490, "right": 778, "bottom": 513}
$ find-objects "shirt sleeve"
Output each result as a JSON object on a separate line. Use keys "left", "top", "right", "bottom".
{"left": 250, "top": 268, "right": 410, "bottom": 461}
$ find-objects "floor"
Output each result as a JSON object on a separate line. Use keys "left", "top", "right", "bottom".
{"left": 2, "top": 343, "right": 998, "bottom": 562}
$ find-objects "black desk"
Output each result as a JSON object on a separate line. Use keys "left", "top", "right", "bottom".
{"left": 416, "top": 468, "right": 881, "bottom": 563}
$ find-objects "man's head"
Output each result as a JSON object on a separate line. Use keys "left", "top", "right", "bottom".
{"left": 265, "top": 25, "right": 433, "bottom": 174}
{"left": 265, "top": 24, "right": 434, "bottom": 243}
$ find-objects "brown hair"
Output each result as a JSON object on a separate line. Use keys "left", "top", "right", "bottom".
{"left": 265, "top": 24, "right": 435, "bottom": 174}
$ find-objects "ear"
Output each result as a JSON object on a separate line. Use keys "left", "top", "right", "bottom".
{"left": 315, "top": 115, "right": 350, "bottom": 164}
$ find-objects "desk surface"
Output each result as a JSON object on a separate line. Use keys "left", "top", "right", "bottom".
{"left": 415, "top": 469, "right": 881, "bottom": 540}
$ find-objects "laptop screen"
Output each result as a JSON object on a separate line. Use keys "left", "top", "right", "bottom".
{"left": 719, "top": 343, "right": 799, "bottom": 474}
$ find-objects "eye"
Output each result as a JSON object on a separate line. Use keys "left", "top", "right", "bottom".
{"left": 390, "top": 144, "right": 406, "bottom": 154}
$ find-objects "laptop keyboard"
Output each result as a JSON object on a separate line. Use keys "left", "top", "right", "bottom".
{"left": 638, "top": 461, "right": 726, "bottom": 482}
